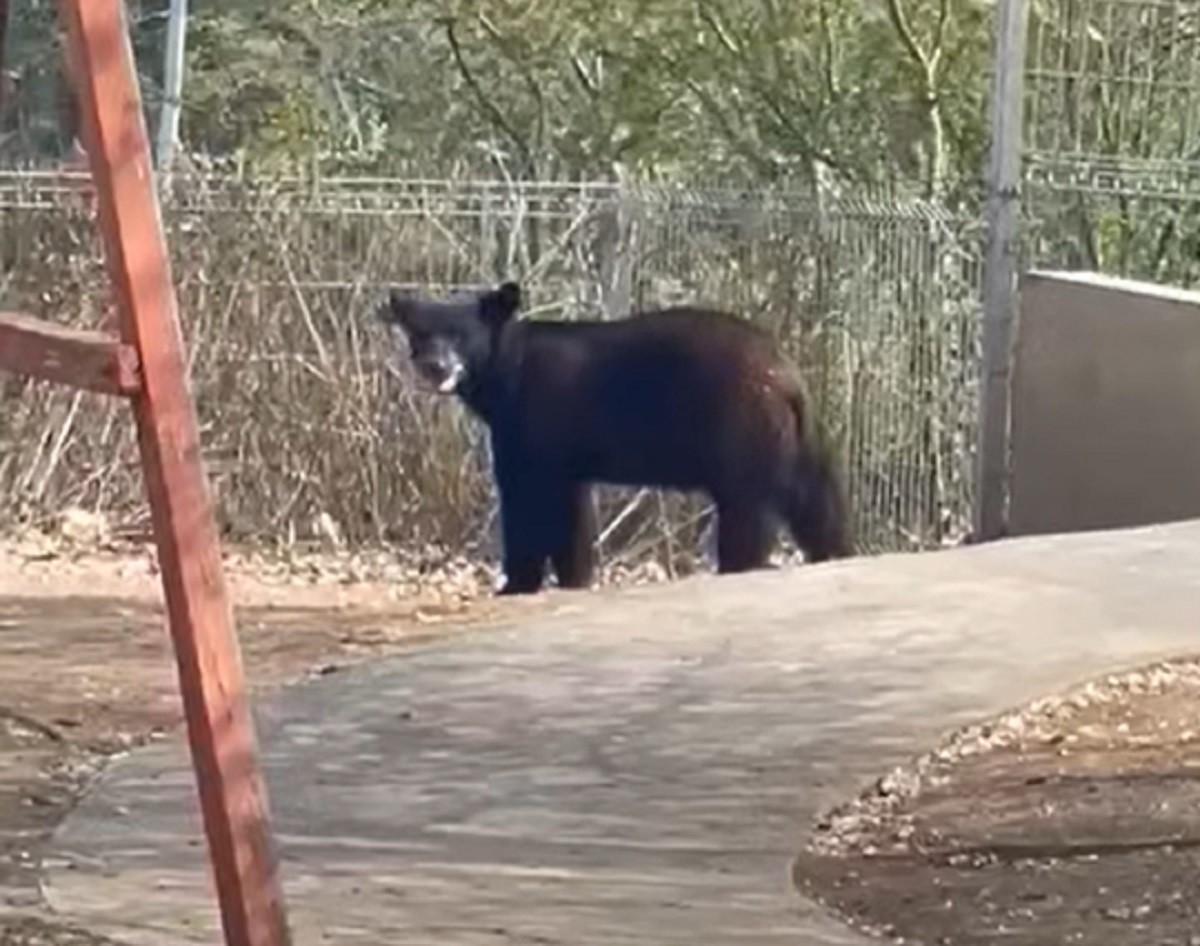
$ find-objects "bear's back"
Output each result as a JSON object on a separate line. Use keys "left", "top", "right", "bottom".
{"left": 499, "top": 307, "right": 803, "bottom": 489}
{"left": 516, "top": 307, "right": 783, "bottom": 387}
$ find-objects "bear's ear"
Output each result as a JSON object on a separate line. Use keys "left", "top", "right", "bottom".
{"left": 496, "top": 281, "right": 521, "bottom": 312}
{"left": 383, "top": 288, "right": 413, "bottom": 328}
{"left": 481, "top": 281, "right": 521, "bottom": 326}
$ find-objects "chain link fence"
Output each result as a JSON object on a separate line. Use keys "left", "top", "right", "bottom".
{"left": 0, "top": 171, "right": 982, "bottom": 568}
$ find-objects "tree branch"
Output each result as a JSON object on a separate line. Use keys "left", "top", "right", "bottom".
{"left": 931, "top": 0, "right": 951, "bottom": 76}
{"left": 698, "top": 4, "right": 741, "bottom": 56}
{"left": 477, "top": 12, "right": 546, "bottom": 174}
{"left": 884, "top": 0, "right": 951, "bottom": 194}
{"left": 884, "top": 0, "right": 932, "bottom": 75}
{"left": 570, "top": 52, "right": 600, "bottom": 99}
{"left": 677, "top": 73, "right": 776, "bottom": 177}
{"left": 438, "top": 16, "right": 534, "bottom": 173}
{"left": 818, "top": 0, "right": 840, "bottom": 98}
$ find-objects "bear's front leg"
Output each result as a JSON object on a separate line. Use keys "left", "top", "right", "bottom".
{"left": 496, "top": 486, "right": 549, "bottom": 595}
{"left": 498, "top": 559, "right": 547, "bottom": 595}
{"left": 492, "top": 441, "right": 550, "bottom": 595}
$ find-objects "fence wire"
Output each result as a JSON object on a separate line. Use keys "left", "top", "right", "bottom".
{"left": 0, "top": 172, "right": 982, "bottom": 565}
{"left": 1021, "top": 0, "right": 1200, "bottom": 286}
{"left": 1026, "top": 0, "right": 1200, "bottom": 163}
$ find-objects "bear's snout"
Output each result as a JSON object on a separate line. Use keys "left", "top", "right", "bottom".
{"left": 413, "top": 350, "right": 466, "bottom": 394}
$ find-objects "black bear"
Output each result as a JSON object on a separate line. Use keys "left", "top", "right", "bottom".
{"left": 382, "top": 281, "right": 850, "bottom": 595}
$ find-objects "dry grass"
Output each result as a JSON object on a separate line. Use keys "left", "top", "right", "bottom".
{"left": 0, "top": 171, "right": 980, "bottom": 570}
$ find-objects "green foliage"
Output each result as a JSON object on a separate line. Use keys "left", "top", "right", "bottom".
{"left": 3, "top": 1, "right": 1195, "bottom": 284}
{"left": 1, "top": 0, "right": 997, "bottom": 185}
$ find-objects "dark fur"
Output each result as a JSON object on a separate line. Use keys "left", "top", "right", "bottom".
{"left": 382, "top": 282, "right": 850, "bottom": 594}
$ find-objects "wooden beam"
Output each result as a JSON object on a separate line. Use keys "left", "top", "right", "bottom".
{"left": 0, "top": 311, "right": 141, "bottom": 396}
{"left": 56, "top": 4, "right": 291, "bottom": 946}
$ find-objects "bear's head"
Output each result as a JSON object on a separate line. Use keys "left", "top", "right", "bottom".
{"left": 380, "top": 281, "right": 521, "bottom": 395}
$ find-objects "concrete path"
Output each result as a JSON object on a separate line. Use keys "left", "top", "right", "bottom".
{"left": 41, "top": 521, "right": 1200, "bottom": 945}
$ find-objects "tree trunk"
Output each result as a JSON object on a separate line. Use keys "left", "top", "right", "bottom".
{"left": 0, "top": 0, "right": 9, "bottom": 109}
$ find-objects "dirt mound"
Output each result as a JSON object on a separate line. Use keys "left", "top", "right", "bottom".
{"left": 795, "top": 660, "right": 1200, "bottom": 945}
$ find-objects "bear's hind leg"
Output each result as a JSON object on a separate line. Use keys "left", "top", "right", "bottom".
{"left": 551, "top": 485, "right": 596, "bottom": 590}
{"left": 714, "top": 501, "right": 775, "bottom": 574}
{"left": 780, "top": 456, "right": 850, "bottom": 563}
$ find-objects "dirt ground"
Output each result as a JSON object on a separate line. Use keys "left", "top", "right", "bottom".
{"left": 794, "top": 659, "right": 1200, "bottom": 945}
{"left": 2, "top": 528, "right": 1199, "bottom": 945}
{"left": 0, "top": 529, "right": 556, "bottom": 944}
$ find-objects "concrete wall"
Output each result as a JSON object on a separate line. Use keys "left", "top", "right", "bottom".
{"left": 1008, "top": 271, "right": 1200, "bottom": 537}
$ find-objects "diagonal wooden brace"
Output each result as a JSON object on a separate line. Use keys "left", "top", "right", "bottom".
{"left": 0, "top": 311, "right": 141, "bottom": 396}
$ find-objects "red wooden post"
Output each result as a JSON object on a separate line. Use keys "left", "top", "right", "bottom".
{"left": 0, "top": 311, "right": 141, "bottom": 396}
{"left": 54, "top": 2, "right": 291, "bottom": 945}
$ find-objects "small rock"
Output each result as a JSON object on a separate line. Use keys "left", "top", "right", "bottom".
{"left": 55, "top": 507, "right": 111, "bottom": 547}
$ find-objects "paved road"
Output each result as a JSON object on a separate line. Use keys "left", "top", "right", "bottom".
{"left": 42, "top": 521, "right": 1200, "bottom": 945}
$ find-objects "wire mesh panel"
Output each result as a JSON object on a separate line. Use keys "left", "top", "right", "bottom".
{"left": 1021, "top": 0, "right": 1200, "bottom": 284}
{"left": 1025, "top": 0, "right": 1200, "bottom": 162}
{"left": 625, "top": 188, "right": 982, "bottom": 553}
{"left": 0, "top": 172, "right": 982, "bottom": 563}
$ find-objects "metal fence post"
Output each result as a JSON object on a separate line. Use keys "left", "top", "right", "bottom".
{"left": 975, "top": 0, "right": 1029, "bottom": 542}
{"left": 156, "top": 0, "right": 188, "bottom": 168}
